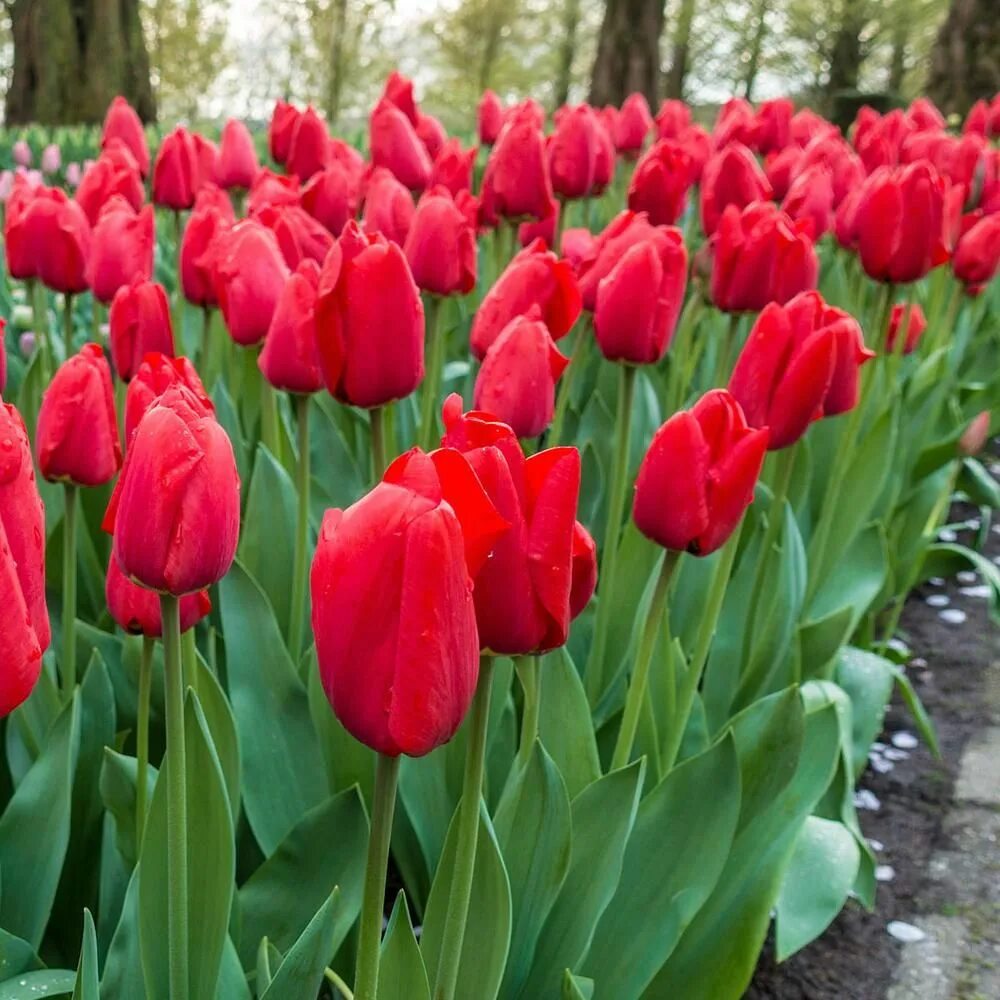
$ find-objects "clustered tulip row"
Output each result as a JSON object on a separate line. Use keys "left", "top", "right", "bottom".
{"left": 0, "top": 75, "right": 998, "bottom": 1000}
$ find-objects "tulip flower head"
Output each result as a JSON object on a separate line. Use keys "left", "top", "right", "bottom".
{"left": 124, "top": 353, "right": 212, "bottom": 442}
{"left": 259, "top": 259, "right": 324, "bottom": 394}
{"left": 885, "top": 303, "right": 927, "bottom": 355}
{"left": 404, "top": 186, "right": 477, "bottom": 296}
{"left": 106, "top": 555, "right": 211, "bottom": 638}
{"left": 109, "top": 279, "right": 175, "bottom": 382}
{"left": 102, "top": 96, "right": 150, "bottom": 177}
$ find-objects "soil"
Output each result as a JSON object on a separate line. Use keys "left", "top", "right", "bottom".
{"left": 746, "top": 495, "right": 1000, "bottom": 1000}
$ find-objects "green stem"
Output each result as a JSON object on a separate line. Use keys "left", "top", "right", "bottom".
{"left": 585, "top": 364, "right": 637, "bottom": 703}
{"left": 61, "top": 484, "right": 78, "bottom": 700}
{"left": 433, "top": 658, "right": 493, "bottom": 1000}
{"left": 611, "top": 549, "right": 682, "bottom": 770}
{"left": 666, "top": 294, "right": 704, "bottom": 413}
{"left": 91, "top": 296, "right": 102, "bottom": 344}
{"left": 325, "top": 967, "right": 355, "bottom": 1000}
{"left": 30, "top": 279, "right": 51, "bottom": 379}
{"left": 548, "top": 317, "right": 590, "bottom": 446}
{"left": 354, "top": 752, "right": 401, "bottom": 1000}
{"left": 713, "top": 311, "right": 741, "bottom": 387}
{"left": 289, "top": 395, "right": 312, "bottom": 659}
{"left": 160, "top": 594, "right": 189, "bottom": 1000}
{"left": 63, "top": 292, "right": 74, "bottom": 359}
{"left": 182, "top": 627, "right": 198, "bottom": 697}
{"left": 418, "top": 295, "right": 446, "bottom": 451}
{"left": 663, "top": 526, "right": 742, "bottom": 770}
{"left": 198, "top": 303, "right": 211, "bottom": 378}
{"left": 515, "top": 655, "right": 540, "bottom": 767}
{"left": 370, "top": 406, "right": 389, "bottom": 482}
{"left": 135, "top": 635, "right": 154, "bottom": 848}
{"left": 260, "top": 367, "right": 283, "bottom": 464}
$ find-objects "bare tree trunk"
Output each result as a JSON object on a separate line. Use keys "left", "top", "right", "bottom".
{"left": 479, "top": 1, "right": 506, "bottom": 92}
{"left": 663, "top": 0, "right": 696, "bottom": 100}
{"left": 742, "top": 0, "right": 769, "bottom": 99}
{"left": 325, "top": 0, "right": 349, "bottom": 123}
{"left": 887, "top": 15, "right": 908, "bottom": 93}
{"left": 825, "top": 0, "right": 868, "bottom": 98}
{"left": 590, "top": 0, "right": 665, "bottom": 106}
{"left": 555, "top": 0, "right": 583, "bottom": 108}
{"left": 6, "top": 0, "right": 155, "bottom": 124}
{"left": 928, "top": 0, "right": 1000, "bottom": 115}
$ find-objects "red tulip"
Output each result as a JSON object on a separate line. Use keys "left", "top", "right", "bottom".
{"left": 561, "top": 227, "right": 596, "bottom": 272}
{"left": 710, "top": 201, "right": 818, "bottom": 312}
{"left": 316, "top": 221, "right": 425, "bottom": 408}
{"left": 88, "top": 199, "right": 154, "bottom": 304}
{"left": 125, "top": 354, "right": 212, "bottom": 442}
{"left": 192, "top": 133, "right": 220, "bottom": 192}
{"left": 906, "top": 97, "right": 945, "bottom": 133}
{"left": 713, "top": 98, "right": 759, "bottom": 149}
{"left": 217, "top": 118, "right": 259, "bottom": 190}
{"left": 470, "top": 238, "right": 581, "bottom": 358}
{"left": 478, "top": 90, "right": 504, "bottom": 146}
{"left": 361, "top": 166, "right": 415, "bottom": 245}
{"left": 965, "top": 100, "right": 989, "bottom": 137}
{"left": 404, "top": 186, "right": 477, "bottom": 296}
{"left": 764, "top": 146, "right": 803, "bottom": 201}
{"left": 614, "top": 94, "right": 653, "bottom": 156}
{"left": 441, "top": 395, "right": 596, "bottom": 652}
{"left": 22, "top": 189, "right": 93, "bottom": 295}
{"left": 781, "top": 163, "right": 834, "bottom": 239}
{"left": 885, "top": 303, "right": 927, "bottom": 355}
{"left": 549, "top": 105, "right": 602, "bottom": 200}
{"left": 677, "top": 123, "right": 713, "bottom": 184}
{"left": 0, "top": 319, "right": 6, "bottom": 395}
{"left": 248, "top": 168, "right": 301, "bottom": 213}
{"left": 330, "top": 137, "right": 366, "bottom": 176}
{"left": 627, "top": 139, "right": 694, "bottom": 226}
{"left": 431, "top": 138, "right": 477, "bottom": 196}
{"left": 253, "top": 202, "right": 335, "bottom": 269}
{"left": 3, "top": 177, "right": 49, "bottom": 280}
{"left": 104, "top": 385, "right": 240, "bottom": 595}
{"left": 576, "top": 210, "right": 665, "bottom": 310}
{"left": 953, "top": 211, "right": 1000, "bottom": 293}
{"left": 301, "top": 162, "right": 361, "bottom": 236}
{"left": 959, "top": 411, "right": 992, "bottom": 456}
{"left": 790, "top": 108, "right": 838, "bottom": 148}
{"left": 0, "top": 399, "right": 50, "bottom": 715}
{"left": 211, "top": 221, "right": 291, "bottom": 346}
{"left": 594, "top": 227, "right": 688, "bottom": 364}
{"left": 101, "top": 96, "right": 150, "bottom": 177}
{"left": 180, "top": 186, "right": 235, "bottom": 308}
{"left": 269, "top": 100, "right": 301, "bottom": 165}
{"left": 286, "top": 107, "right": 330, "bottom": 181}
{"left": 106, "top": 554, "right": 210, "bottom": 637}
{"left": 517, "top": 199, "right": 558, "bottom": 249}
{"left": 634, "top": 389, "right": 768, "bottom": 555}
{"left": 853, "top": 107, "right": 911, "bottom": 173}
{"left": 153, "top": 126, "right": 198, "bottom": 211}
{"left": 381, "top": 70, "right": 419, "bottom": 125}
{"left": 75, "top": 142, "right": 144, "bottom": 225}
{"left": 37, "top": 344, "right": 121, "bottom": 486}
{"left": 655, "top": 99, "right": 691, "bottom": 140}
{"left": 259, "top": 259, "right": 324, "bottom": 394}
{"left": 311, "top": 446, "right": 508, "bottom": 756}
{"left": 109, "top": 278, "right": 174, "bottom": 381}
{"left": 798, "top": 134, "right": 865, "bottom": 207}
{"left": 700, "top": 141, "right": 773, "bottom": 236}
{"left": 481, "top": 105, "right": 553, "bottom": 221}
{"left": 416, "top": 112, "right": 447, "bottom": 159}
{"left": 369, "top": 99, "right": 433, "bottom": 193}
{"left": 754, "top": 98, "right": 793, "bottom": 155}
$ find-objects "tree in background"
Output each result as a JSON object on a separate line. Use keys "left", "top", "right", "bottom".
{"left": 554, "top": 0, "right": 583, "bottom": 107}
{"left": 664, "top": 0, "right": 697, "bottom": 99}
{"left": 928, "top": 0, "right": 1000, "bottom": 114}
{"left": 589, "top": 0, "right": 665, "bottom": 105}
{"left": 4, "top": 0, "right": 155, "bottom": 124}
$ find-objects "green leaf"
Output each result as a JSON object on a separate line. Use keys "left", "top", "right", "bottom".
{"left": 775, "top": 816, "right": 861, "bottom": 960}
{"left": 0, "top": 929, "right": 42, "bottom": 980}
{"left": 0, "top": 971, "right": 76, "bottom": 999}
{"left": 917, "top": 542, "right": 1000, "bottom": 624}
{"left": 220, "top": 562, "right": 326, "bottom": 854}
{"left": 835, "top": 647, "right": 895, "bottom": 777}
{"left": 421, "top": 803, "right": 512, "bottom": 1000}
{"left": 237, "top": 788, "right": 368, "bottom": 969}
{"left": 212, "top": 380, "right": 249, "bottom": 488}
{"left": 260, "top": 890, "right": 340, "bottom": 1000}
{"left": 101, "top": 868, "right": 142, "bottom": 996}
{"left": 583, "top": 734, "right": 742, "bottom": 996}
{"left": 71, "top": 910, "right": 98, "bottom": 1000}
{"left": 217, "top": 938, "right": 252, "bottom": 1000}
{"left": 807, "top": 523, "right": 889, "bottom": 629}
{"left": 958, "top": 457, "right": 1000, "bottom": 509}
{"left": 561, "top": 971, "right": 594, "bottom": 1000}
{"left": 139, "top": 692, "right": 235, "bottom": 1000}
{"left": 494, "top": 742, "right": 573, "bottom": 999}
{"left": 238, "top": 445, "right": 298, "bottom": 638}
{"left": 889, "top": 663, "right": 941, "bottom": 758}
{"left": 0, "top": 694, "right": 79, "bottom": 947}
{"left": 518, "top": 761, "right": 644, "bottom": 1000}
{"left": 797, "top": 604, "right": 855, "bottom": 683}
{"left": 193, "top": 650, "right": 241, "bottom": 820}
{"left": 377, "top": 892, "right": 431, "bottom": 1000}
{"left": 99, "top": 749, "right": 157, "bottom": 869}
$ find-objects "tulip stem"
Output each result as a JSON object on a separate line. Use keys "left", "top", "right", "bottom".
{"left": 515, "top": 655, "right": 540, "bottom": 766}
{"left": 548, "top": 316, "right": 590, "bottom": 446}
{"left": 713, "top": 311, "right": 741, "bottom": 387}
{"left": 663, "top": 526, "right": 742, "bottom": 771}
{"left": 324, "top": 967, "right": 355, "bottom": 1000}
{"left": 289, "top": 394, "right": 311, "bottom": 659}
{"left": 260, "top": 371, "right": 283, "bottom": 465}
{"left": 611, "top": 548, "right": 682, "bottom": 771}
{"left": 135, "top": 634, "right": 154, "bottom": 848}
{"left": 666, "top": 294, "right": 704, "bottom": 413}
{"left": 585, "top": 363, "right": 637, "bottom": 704}
{"left": 433, "top": 657, "right": 494, "bottom": 1000}
{"left": 370, "top": 406, "right": 389, "bottom": 481}
{"left": 61, "top": 484, "right": 78, "bottom": 701}
{"left": 29, "top": 279, "right": 51, "bottom": 380}
{"left": 63, "top": 292, "right": 74, "bottom": 359}
{"left": 418, "top": 295, "right": 446, "bottom": 451}
{"left": 354, "top": 752, "right": 401, "bottom": 1000}
{"left": 91, "top": 297, "right": 102, "bottom": 345}
{"left": 160, "top": 594, "right": 189, "bottom": 1000}
{"left": 182, "top": 627, "right": 199, "bottom": 696}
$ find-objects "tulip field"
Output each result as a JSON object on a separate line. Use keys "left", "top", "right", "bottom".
{"left": 0, "top": 79, "right": 999, "bottom": 1000}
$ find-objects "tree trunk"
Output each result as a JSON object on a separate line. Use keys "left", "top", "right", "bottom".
{"left": 589, "top": 0, "right": 666, "bottom": 106}
{"left": 5, "top": 0, "right": 155, "bottom": 124}
{"left": 825, "top": 0, "right": 867, "bottom": 98}
{"left": 742, "top": 0, "right": 770, "bottom": 99}
{"left": 887, "top": 15, "right": 909, "bottom": 93}
{"left": 663, "top": 0, "right": 696, "bottom": 100}
{"left": 927, "top": 0, "right": 1000, "bottom": 116}
{"left": 555, "top": 0, "right": 583, "bottom": 108}
{"left": 325, "top": 0, "right": 349, "bottom": 123}
{"left": 478, "top": 1, "right": 506, "bottom": 93}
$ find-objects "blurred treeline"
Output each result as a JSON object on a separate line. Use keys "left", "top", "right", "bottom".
{"left": 0, "top": 0, "right": 994, "bottom": 129}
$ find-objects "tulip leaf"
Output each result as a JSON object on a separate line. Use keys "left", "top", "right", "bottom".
{"left": 212, "top": 381, "right": 249, "bottom": 488}
{"left": 217, "top": 938, "right": 252, "bottom": 1000}
{"left": 775, "top": 816, "right": 861, "bottom": 961}
{"left": 494, "top": 741, "right": 573, "bottom": 1000}
{"left": 957, "top": 456, "right": 1000, "bottom": 509}
{"left": 139, "top": 692, "right": 235, "bottom": 1000}
{"left": 583, "top": 733, "right": 741, "bottom": 997}
{"left": 220, "top": 562, "right": 326, "bottom": 855}
{"left": 260, "top": 890, "right": 340, "bottom": 1000}
{"left": 0, "top": 693, "right": 79, "bottom": 948}
{"left": 237, "top": 787, "right": 367, "bottom": 970}
{"left": 100, "top": 868, "right": 142, "bottom": 996}
{"left": 377, "top": 891, "right": 431, "bottom": 1000}
{"left": 0, "top": 971, "right": 76, "bottom": 999}
{"left": 193, "top": 649, "right": 241, "bottom": 820}
{"left": 916, "top": 541, "right": 1000, "bottom": 625}
{"left": 517, "top": 760, "right": 644, "bottom": 1000}
{"left": 96, "top": 813, "right": 131, "bottom": 966}
{"left": 5, "top": 666, "right": 61, "bottom": 785}
{"left": 0, "top": 929, "right": 43, "bottom": 980}
{"left": 561, "top": 972, "right": 594, "bottom": 1000}
{"left": 70, "top": 909, "right": 98, "bottom": 1000}
{"left": 834, "top": 647, "right": 894, "bottom": 778}
{"left": 797, "top": 604, "right": 855, "bottom": 683}
{"left": 310, "top": 393, "right": 366, "bottom": 512}
{"left": 99, "top": 749, "right": 158, "bottom": 869}
{"left": 421, "top": 802, "right": 512, "bottom": 1000}
{"left": 807, "top": 523, "right": 889, "bottom": 631}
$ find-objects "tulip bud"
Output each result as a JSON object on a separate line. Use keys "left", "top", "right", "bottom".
{"left": 153, "top": 126, "right": 199, "bottom": 211}
{"left": 259, "top": 259, "right": 324, "bottom": 394}
{"left": 316, "top": 221, "right": 425, "bottom": 408}
{"left": 594, "top": 228, "right": 688, "bottom": 364}
{"left": 959, "top": 411, "right": 992, "bottom": 456}
{"left": 75, "top": 143, "right": 145, "bottom": 225}
{"left": 0, "top": 399, "right": 50, "bottom": 716}
{"left": 782, "top": 163, "right": 835, "bottom": 239}
{"left": 181, "top": 186, "right": 235, "bottom": 309}
{"left": 655, "top": 99, "right": 692, "bottom": 140}
{"left": 286, "top": 107, "right": 330, "bottom": 182}
{"left": 754, "top": 98, "right": 793, "bottom": 155}
{"left": 109, "top": 278, "right": 175, "bottom": 382}
{"left": 88, "top": 199, "right": 154, "bottom": 304}
{"left": 381, "top": 70, "right": 419, "bottom": 125}
{"left": 481, "top": 107, "right": 554, "bottom": 221}
{"left": 516, "top": 199, "right": 557, "bottom": 249}
{"left": 104, "top": 385, "right": 240, "bottom": 595}
{"left": 441, "top": 395, "right": 596, "bottom": 653}
{"left": 36, "top": 344, "right": 121, "bottom": 486}
{"left": 404, "top": 186, "right": 477, "bottom": 296}
{"left": 41, "top": 144, "right": 61, "bottom": 175}
{"left": 953, "top": 211, "right": 1000, "bottom": 293}
{"left": 0, "top": 319, "right": 6, "bottom": 395}
{"left": 627, "top": 140, "right": 694, "bottom": 226}
{"left": 102, "top": 96, "right": 150, "bottom": 177}
{"left": 125, "top": 353, "right": 212, "bottom": 442}
{"left": 473, "top": 312, "right": 568, "bottom": 439}
{"left": 269, "top": 100, "right": 301, "bottom": 165}
{"left": 478, "top": 90, "right": 504, "bottom": 145}
{"left": 470, "top": 238, "right": 581, "bottom": 358}
{"left": 12, "top": 140, "right": 31, "bottom": 168}
{"left": 764, "top": 146, "right": 802, "bottom": 201}
{"left": 19, "top": 189, "right": 92, "bottom": 294}
{"left": 301, "top": 162, "right": 361, "bottom": 236}
{"left": 700, "top": 142, "right": 773, "bottom": 236}
{"left": 361, "top": 166, "right": 415, "bottom": 246}
{"left": 106, "top": 555, "right": 211, "bottom": 638}
{"left": 217, "top": 118, "right": 259, "bottom": 190}
{"left": 615, "top": 94, "right": 653, "bottom": 156}
{"left": 885, "top": 303, "right": 927, "bottom": 355}
{"left": 634, "top": 389, "right": 768, "bottom": 555}
{"left": 431, "top": 138, "right": 477, "bottom": 196}
{"left": 577, "top": 210, "right": 664, "bottom": 310}
{"left": 549, "top": 105, "right": 602, "bottom": 201}
{"left": 416, "top": 112, "right": 447, "bottom": 160}
{"left": 369, "top": 99, "right": 433, "bottom": 192}
{"left": 310, "top": 446, "right": 508, "bottom": 756}
{"left": 713, "top": 99, "right": 759, "bottom": 150}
